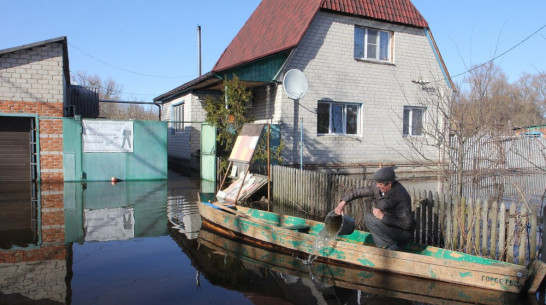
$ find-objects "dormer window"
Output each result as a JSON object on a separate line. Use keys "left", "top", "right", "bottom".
{"left": 354, "top": 27, "right": 392, "bottom": 62}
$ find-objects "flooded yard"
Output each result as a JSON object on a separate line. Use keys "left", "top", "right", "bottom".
{"left": 0, "top": 170, "right": 541, "bottom": 304}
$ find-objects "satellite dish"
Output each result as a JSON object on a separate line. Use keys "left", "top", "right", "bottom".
{"left": 283, "top": 69, "right": 308, "bottom": 100}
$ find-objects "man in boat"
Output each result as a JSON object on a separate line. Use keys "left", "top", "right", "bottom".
{"left": 334, "top": 167, "right": 415, "bottom": 250}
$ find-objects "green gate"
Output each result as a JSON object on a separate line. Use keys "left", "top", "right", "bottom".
{"left": 200, "top": 123, "right": 216, "bottom": 183}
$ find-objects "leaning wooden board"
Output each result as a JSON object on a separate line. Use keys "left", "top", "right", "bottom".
{"left": 198, "top": 199, "right": 546, "bottom": 294}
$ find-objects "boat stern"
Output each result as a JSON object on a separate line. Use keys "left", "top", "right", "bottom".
{"left": 522, "top": 259, "right": 546, "bottom": 294}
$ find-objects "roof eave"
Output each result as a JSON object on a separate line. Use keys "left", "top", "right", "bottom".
{"left": 0, "top": 36, "right": 71, "bottom": 86}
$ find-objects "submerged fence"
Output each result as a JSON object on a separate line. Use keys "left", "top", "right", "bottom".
{"left": 271, "top": 165, "right": 541, "bottom": 265}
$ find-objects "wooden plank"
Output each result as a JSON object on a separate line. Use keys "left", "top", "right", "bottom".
{"left": 474, "top": 199, "right": 481, "bottom": 255}
{"left": 490, "top": 201, "right": 499, "bottom": 259}
{"left": 426, "top": 191, "right": 434, "bottom": 245}
{"left": 518, "top": 207, "right": 528, "bottom": 265}
{"left": 499, "top": 202, "right": 506, "bottom": 261}
{"left": 446, "top": 195, "right": 452, "bottom": 250}
{"left": 453, "top": 198, "right": 460, "bottom": 251}
{"left": 481, "top": 199, "right": 488, "bottom": 256}
{"left": 466, "top": 197, "right": 473, "bottom": 252}
{"left": 433, "top": 192, "right": 440, "bottom": 245}
{"left": 507, "top": 204, "right": 516, "bottom": 263}
{"left": 530, "top": 207, "right": 537, "bottom": 262}
{"left": 419, "top": 189, "right": 424, "bottom": 244}
{"left": 414, "top": 191, "right": 421, "bottom": 244}
{"left": 459, "top": 197, "right": 466, "bottom": 251}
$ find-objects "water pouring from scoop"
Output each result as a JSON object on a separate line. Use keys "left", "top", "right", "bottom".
{"left": 324, "top": 210, "right": 355, "bottom": 236}
{"left": 303, "top": 211, "right": 355, "bottom": 264}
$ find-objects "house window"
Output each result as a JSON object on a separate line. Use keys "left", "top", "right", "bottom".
{"left": 354, "top": 27, "right": 392, "bottom": 62}
{"left": 172, "top": 101, "right": 184, "bottom": 133}
{"left": 403, "top": 106, "right": 425, "bottom": 136}
{"left": 317, "top": 101, "right": 360, "bottom": 135}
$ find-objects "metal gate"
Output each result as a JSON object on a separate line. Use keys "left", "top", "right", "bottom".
{"left": 200, "top": 123, "right": 216, "bottom": 183}
{"left": 0, "top": 116, "right": 36, "bottom": 181}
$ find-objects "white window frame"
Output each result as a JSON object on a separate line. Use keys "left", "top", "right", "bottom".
{"left": 354, "top": 26, "right": 392, "bottom": 62}
{"left": 403, "top": 106, "right": 426, "bottom": 137}
{"left": 171, "top": 101, "right": 184, "bottom": 134}
{"left": 317, "top": 101, "right": 361, "bottom": 135}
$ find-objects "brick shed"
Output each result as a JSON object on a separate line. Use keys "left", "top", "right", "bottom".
{"left": 0, "top": 37, "right": 70, "bottom": 182}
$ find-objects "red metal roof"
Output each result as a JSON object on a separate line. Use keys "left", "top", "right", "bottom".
{"left": 213, "top": 0, "right": 323, "bottom": 72}
{"left": 321, "top": 0, "right": 428, "bottom": 28}
{"left": 213, "top": 0, "right": 428, "bottom": 74}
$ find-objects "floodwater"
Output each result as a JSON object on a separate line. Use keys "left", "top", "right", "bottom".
{"left": 0, "top": 171, "right": 541, "bottom": 305}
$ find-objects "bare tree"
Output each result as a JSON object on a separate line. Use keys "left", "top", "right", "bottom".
{"left": 71, "top": 71, "right": 158, "bottom": 120}
{"left": 404, "top": 62, "right": 545, "bottom": 201}
{"left": 516, "top": 72, "right": 546, "bottom": 124}
{"left": 71, "top": 71, "right": 122, "bottom": 100}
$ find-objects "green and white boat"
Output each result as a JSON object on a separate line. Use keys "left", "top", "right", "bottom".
{"left": 198, "top": 196, "right": 546, "bottom": 294}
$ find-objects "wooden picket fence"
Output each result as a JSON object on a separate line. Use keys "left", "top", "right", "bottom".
{"left": 270, "top": 165, "right": 540, "bottom": 265}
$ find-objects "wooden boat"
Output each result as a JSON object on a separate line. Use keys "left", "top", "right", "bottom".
{"left": 194, "top": 226, "right": 538, "bottom": 305}
{"left": 197, "top": 196, "right": 546, "bottom": 294}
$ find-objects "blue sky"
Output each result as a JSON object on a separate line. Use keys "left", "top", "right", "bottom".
{"left": 2, "top": 0, "right": 545, "bottom": 102}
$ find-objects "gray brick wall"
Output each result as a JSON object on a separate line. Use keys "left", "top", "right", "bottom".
{"left": 161, "top": 93, "right": 206, "bottom": 160}
{"left": 0, "top": 260, "right": 66, "bottom": 302}
{"left": 160, "top": 11, "right": 450, "bottom": 172}
{"left": 0, "top": 42, "right": 65, "bottom": 103}
{"left": 275, "top": 11, "right": 449, "bottom": 167}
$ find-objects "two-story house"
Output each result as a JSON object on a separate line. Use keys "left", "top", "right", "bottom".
{"left": 154, "top": 0, "right": 453, "bottom": 177}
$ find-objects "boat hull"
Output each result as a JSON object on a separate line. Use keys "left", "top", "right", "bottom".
{"left": 198, "top": 200, "right": 545, "bottom": 294}
{"left": 196, "top": 227, "right": 539, "bottom": 305}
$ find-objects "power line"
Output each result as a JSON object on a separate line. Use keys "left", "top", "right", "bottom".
{"left": 69, "top": 71, "right": 161, "bottom": 97}
{"left": 68, "top": 43, "right": 195, "bottom": 79}
{"left": 449, "top": 24, "right": 546, "bottom": 80}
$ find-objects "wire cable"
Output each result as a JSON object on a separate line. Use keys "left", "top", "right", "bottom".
{"left": 68, "top": 43, "right": 195, "bottom": 79}
{"left": 449, "top": 24, "right": 546, "bottom": 80}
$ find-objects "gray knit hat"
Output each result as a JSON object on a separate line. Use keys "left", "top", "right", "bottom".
{"left": 372, "top": 167, "right": 395, "bottom": 182}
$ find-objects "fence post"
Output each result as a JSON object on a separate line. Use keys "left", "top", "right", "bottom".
{"left": 421, "top": 190, "right": 427, "bottom": 244}
{"left": 518, "top": 207, "right": 528, "bottom": 265}
{"left": 446, "top": 194, "right": 453, "bottom": 250}
{"left": 427, "top": 191, "right": 433, "bottom": 245}
{"left": 465, "top": 198, "right": 474, "bottom": 253}
{"left": 490, "top": 201, "right": 499, "bottom": 259}
{"left": 433, "top": 192, "right": 440, "bottom": 246}
{"left": 481, "top": 200, "right": 488, "bottom": 256}
{"left": 542, "top": 205, "right": 546, "bottom": 263}
{"left": 473, "top": 199, "right": 481, "bottom": 255}
{"left": 499, "top": 202, "right": 507, "bottom": 261}
{"left": 507, "top": 204, "right": 517, "bottom": 263}
{"left": 413, "top": 190, "right": 421, "bottom": 244}
{"left": 530, "top": 206, "right": 537, "bottom": 262}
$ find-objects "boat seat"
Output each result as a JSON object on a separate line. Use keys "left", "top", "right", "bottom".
{"left": 281, "top": 224, "right": 311, "bottom": 233}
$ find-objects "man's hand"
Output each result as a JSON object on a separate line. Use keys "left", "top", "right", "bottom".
{"left": 334, "top": 201, "right": 346, "bottom": 215}
{"left": 372, "top": 208, "right": 384, "bottom": 220}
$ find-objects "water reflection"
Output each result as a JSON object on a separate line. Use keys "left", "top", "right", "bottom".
{"left": 173, "top": 226, "right": 537, "bottom": 305}
{"left": 0, "top": 182, "right": 38, "bottom": 249}
{"left": 0, "top": 172, "right": 541, "bottom": 304}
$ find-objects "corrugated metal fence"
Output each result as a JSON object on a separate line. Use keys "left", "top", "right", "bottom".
{"left": 451, "top": 136, "right": 545, "bottom": 201}
{"left": 271, "top": 165, "right": 540, "bottom": 265}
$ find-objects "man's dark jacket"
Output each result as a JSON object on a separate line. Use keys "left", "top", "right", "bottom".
{"left": 341, "top": 181, "right": 415, "bottom": 230}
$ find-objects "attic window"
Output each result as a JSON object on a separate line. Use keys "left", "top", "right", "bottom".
{"left": 354, "top": 27, "right": 392, "bottom": 62}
